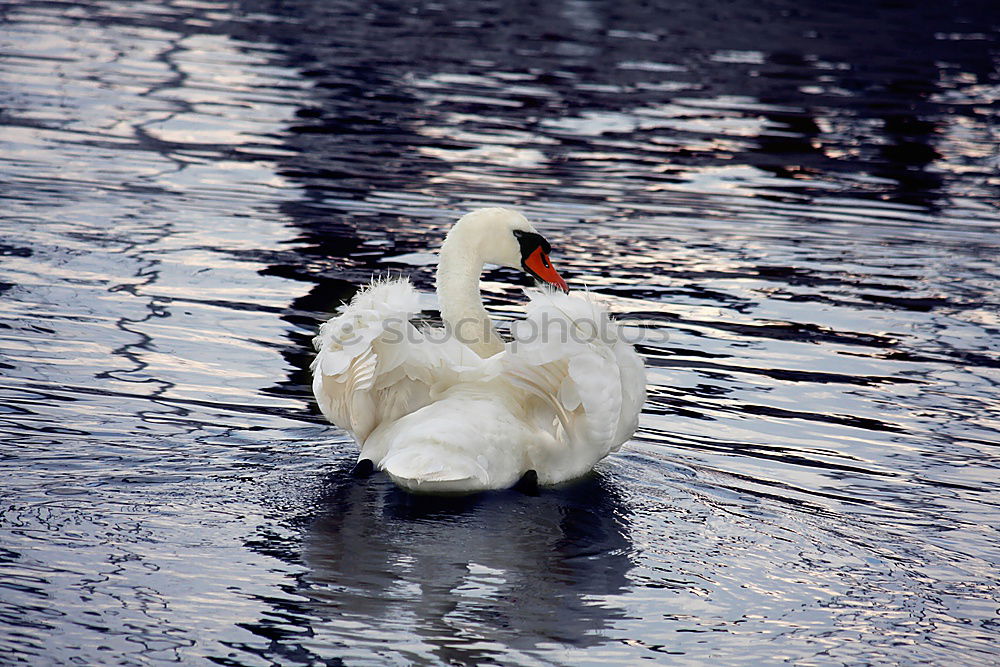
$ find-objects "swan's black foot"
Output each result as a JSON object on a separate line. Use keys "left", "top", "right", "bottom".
{"left": 351, "top": 459, "right": 375, "bottom": 478}
{"left": 513, "top": 469, "right": 539, "bottom": 495}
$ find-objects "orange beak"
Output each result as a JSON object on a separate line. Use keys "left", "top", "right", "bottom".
{"left": 523, "top": 246, "right": 569, "bottom": 292}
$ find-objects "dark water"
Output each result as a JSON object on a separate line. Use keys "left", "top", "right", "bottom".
{"left": 2, "top": 0, "right": 999, "bottom": 664}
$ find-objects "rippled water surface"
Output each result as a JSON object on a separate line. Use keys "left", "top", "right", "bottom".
{"left": 2, "top": 1, "right": 999, "bottom": 664}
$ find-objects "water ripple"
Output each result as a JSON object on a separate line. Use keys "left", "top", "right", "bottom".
{"left": 1, "top": 0, "right": 998, "bottom": 665}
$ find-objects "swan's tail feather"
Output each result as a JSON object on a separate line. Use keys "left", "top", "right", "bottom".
{"left": 381, "top": 449, "right": 489, "bottom": 493}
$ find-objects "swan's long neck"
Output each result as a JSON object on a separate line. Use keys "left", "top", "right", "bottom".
{"left": 436, "top": 228, "right": 506, "bottom": 358}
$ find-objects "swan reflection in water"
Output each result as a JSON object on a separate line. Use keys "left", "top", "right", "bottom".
{"left": 299, "top": 462, "right": 635, "bottom": 664}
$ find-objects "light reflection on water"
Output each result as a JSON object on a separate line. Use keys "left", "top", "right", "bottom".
{"left": 1, "top": 0, "right": 998, "bottom": 665}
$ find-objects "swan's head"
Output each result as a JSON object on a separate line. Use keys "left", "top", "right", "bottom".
{"left": 451, "top": 207, "right": 569, "bottom": 292}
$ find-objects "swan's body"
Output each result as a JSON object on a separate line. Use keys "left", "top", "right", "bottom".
{"left": 311, "top": 208, "right": 645, "bottom": 493}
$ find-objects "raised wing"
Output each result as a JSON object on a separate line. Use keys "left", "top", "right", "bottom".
{"left": 311, "top": 278, "right": 486, "bottom": 443}
{"left": 502, "top": 288, "right": 646, "bottom": 460}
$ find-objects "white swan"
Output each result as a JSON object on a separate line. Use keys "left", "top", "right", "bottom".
{"left": 311, "top": 208, "right": 646, "bottom": 493}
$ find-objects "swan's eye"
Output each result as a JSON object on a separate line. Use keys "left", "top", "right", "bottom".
{"left": 514, "top": 230, "right": 551, "bottom": 263}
